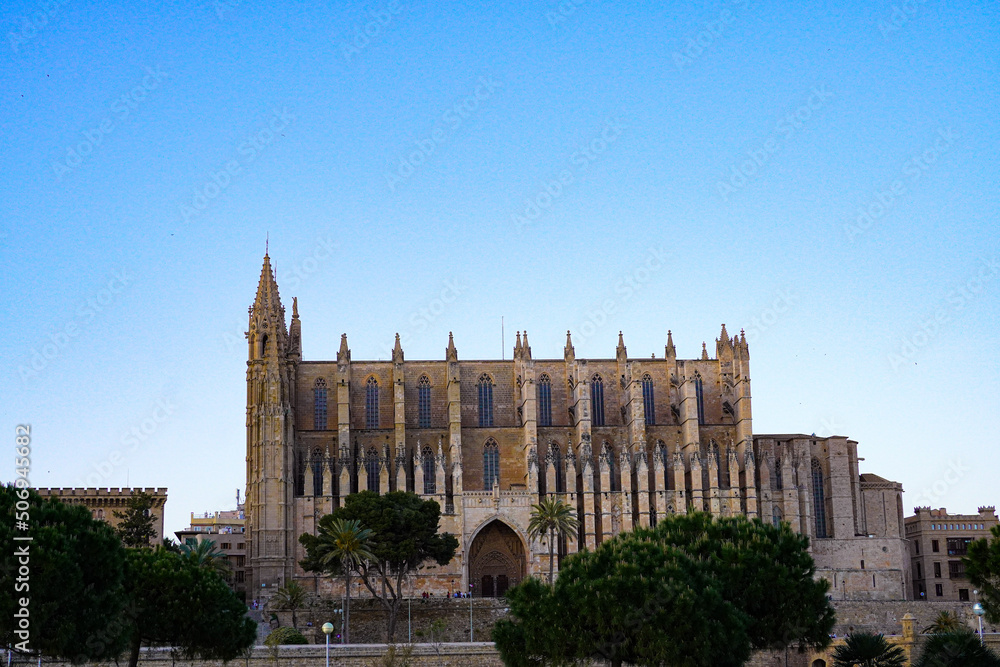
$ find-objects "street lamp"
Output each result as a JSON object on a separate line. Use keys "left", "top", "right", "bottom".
{"left": 332, "top": 607, "right": 343, "bottom": 644}
{"left": 973, "top": 600, "right": 986, "bottom": 646}
{"left": 321, "top": 622, "right": 334, "bottom": 667}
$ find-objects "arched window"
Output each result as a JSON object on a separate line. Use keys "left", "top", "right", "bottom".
{"left": 366, "top": 377, "right": 380, "bottom": 429}
{"left": 774, "top": 457, "right": 783, "bottom": 490}
{"left": 478, "top": 374, "right": 494, "bottom": 427}
{"left": 483, "top": 439, "right": 500, "bottom": 489}
{"left": 312, "top": 448, "right": 324, "bottom": 496}
{"left": 550, "top": 442, "right": 564, "bottom": 492}
{"left": 366, "top": 447, "right": 380, "bottom": 493}
{"left": 313, "top": 378, "right": 328, "bottom": 430}
{"left": 772, "top": 505, "right": 782, "bottom": 528}
{"left": 812, "top": 458, "right": 828, "bottom": 538}
{"left": 601, "top": 442, "right": 618, "bottom": 491}
{"left": 422, "top": 446, "right": 436, "bottom": 495}
{"left": 537, "top": 374, "right": 552, "bottom": 427}
{"left": 418, "top": 376, "right": 431, "bottom": 428}
{"left": 97, "top": 508, "right": 105, "bottom": 520}
{"left": 694, "top": 375, "right": 705, "bottom": 425}
{"left": 642, "top": 374, "right": 655, "bottom": 425}
{"left": 591, "top": 375, "right": 605, "bottom": 427}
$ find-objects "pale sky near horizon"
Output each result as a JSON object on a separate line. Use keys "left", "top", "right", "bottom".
{"left": 2, "top": 1, "right": 998, "bottom": 539}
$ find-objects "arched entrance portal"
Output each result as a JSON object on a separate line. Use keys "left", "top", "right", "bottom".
{"left": 468, "top": 520, "right": 525, "bottom": 598}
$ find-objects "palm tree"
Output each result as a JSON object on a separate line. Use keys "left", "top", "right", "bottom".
{"left": 528, "top": 496, "right": 580, "bottom": 585}
{"left": 832, "top": 632, "right": 906, "bottom": 667}
{"left": 271, "top": 580, "right": 308, "bottom": 630}
{"left": 923, "top": 610, "right": 964, "bottom": 634}
{"left": 311, "top": 518, "right": 374, "bottom": 644}
{"left": 914, "top": 630, "right": 1000, "bottom": 667}
{"left": 180, "top": 539, "right": 231, "bottom": 577}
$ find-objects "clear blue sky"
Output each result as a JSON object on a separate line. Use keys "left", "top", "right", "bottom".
{"left": 2, "top": 0, "right": 997, "bottom": 538}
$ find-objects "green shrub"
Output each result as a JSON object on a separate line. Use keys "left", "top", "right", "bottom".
{"left": 265, "top": 626, "right": 309, "bottom": 646}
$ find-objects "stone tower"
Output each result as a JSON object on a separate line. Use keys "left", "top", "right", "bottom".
{"left": 246, "top": 253, "right": 299, "bottom": 594}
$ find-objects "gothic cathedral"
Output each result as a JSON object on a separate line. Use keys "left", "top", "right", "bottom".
{"left": 245, "top": 254, "right": 911, "bottom": 601}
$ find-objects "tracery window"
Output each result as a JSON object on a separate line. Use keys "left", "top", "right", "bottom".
{"left": 483, "top": 439, "right": 500, "bottom": 490}
{"left": 366, "top": 377, "right": 379, "bottom": 429}
{"left": 812, "top": 458, "right": 828, "bottom": 538}
{"left": 418, "top": 376, "right": 432, "bottom": 428}
{"left": 537, "top": 374, "right": 552, "bottom": 427}
{"left": 366, "top": 447, "right": 380, "bottom": 493}
{"left": 694, "top": 375, "right": 705, "bottom": 425}
{"left": 550, "top": 442, "right": 564, "bottom": 492}
{"left": 422, "top": 446, "right": 436, "bottom": 495}
{"left": 478, "top": 374, "right": 494, "bottom": 427}
{"left": 313, "top": 378, "right": 328, "bottom": 430}
{"left": 642, "top": 374, "right": 655, "bottom": 425}
{"left": 591, "top": 374, "right": 605, "bottom": 427}
{"left": 601, "top": 442, "right": 618, "bottom": 491}
{"left": 312, "top": 448, "right": 324, "bottom": 496}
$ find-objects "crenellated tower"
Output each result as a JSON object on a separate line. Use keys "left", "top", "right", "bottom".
{"left": 246, "top": 253, "right": 298, "bottom": 594}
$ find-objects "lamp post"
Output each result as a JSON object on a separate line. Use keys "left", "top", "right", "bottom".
{"left": 322, "top": 622, "right": 334, "bottom": 667}
{"left": 469, "top": 582, "right": 474, "bottom": 642}
{"left": 333, "top": 607, "right": 343, "bottom": 644}
{"left": 974, "top": 601, "right": 986, "bottom": 646}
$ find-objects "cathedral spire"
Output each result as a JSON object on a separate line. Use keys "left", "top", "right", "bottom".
{"left": 564, "top": 330, "right": 575, "bottom": 362}
{"left": 337, "top": 333, "right": 351, "bottom": 364}
{"left": 665, "top": 330, "right": 676, "bottom": 360}
{"left": 522, "top": 331, "right": 531, "bottom": 361}
{"left": 701, "top": 342, "right": 709, "bottom": 360}
{"left": 248, "top": 253, "right": 287, "bottom": 360}
{"left": 514, "top": 331, "right": 522, "bottom": 359}
{"left": 446, "top": 331, "right": 458, "bottom": 362}
{"left": 392, "top": 333, "right": 404, "bottom": 363}
{"left": 616, "top": 331, "right": 627, "bottom": 362}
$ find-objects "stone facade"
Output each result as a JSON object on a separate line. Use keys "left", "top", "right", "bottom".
{"left": 905, "top": 505, "right": 998, "bottom": 601}
{"left": 35, "top": 487, "right": 167, "bottom": 543}
{"left": 245, "top": 254, "right": 909, "bottom": 601}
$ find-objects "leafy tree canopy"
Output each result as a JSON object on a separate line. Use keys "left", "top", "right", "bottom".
{"left": 0, "top": 486, "right": 130, "bottom": 662}
{"left": 646, "top": 512, "right": 834, "bottom": 650}
{"left": 966, "top": 525, "right": 1000, "bottom": 623}
{"left": 495, "top": 531, "right": 751, "bottom": 667}
{"left": 123, "top": 547, "right": 256, "bottom": 667}
{"left": 114, "top": 490, "right": 158, "bottom": 548}
{"left": 301, "top": 491, "right": 458, "bottom": 641}
{"left": 493, "top": 512, "right": 834, "bottom": 667}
